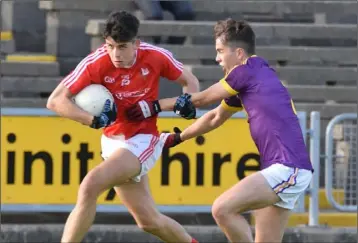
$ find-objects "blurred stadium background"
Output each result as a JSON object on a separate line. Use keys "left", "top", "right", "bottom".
{"left": 1, "top": 0, "right": 357, "bottom": 242}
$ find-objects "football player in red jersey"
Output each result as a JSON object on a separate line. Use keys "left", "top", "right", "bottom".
{"left": 47, "top": 11, "right": 200, "bottom": 243}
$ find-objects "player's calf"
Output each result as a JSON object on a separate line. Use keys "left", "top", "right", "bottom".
{"left": 134, "top": 213, "right": 163, "bottom": 236}
{"left": 141, "top": 213, "right": 197, "bottom": 243}
{"left": 114, "top": 176, "right": 198, "bottom": 243}
{"left": 127, "top": 201, "right": 195, "bottom": 243}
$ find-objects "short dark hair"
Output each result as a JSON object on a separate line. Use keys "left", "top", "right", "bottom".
{"left": 103, "top": 11, "right": 140, "bottom": 43}
{"left": 214, "top": 19, "right": 255, "bottom": 55}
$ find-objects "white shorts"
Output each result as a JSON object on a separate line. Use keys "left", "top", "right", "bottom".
{"left": 260, "top": 163, "right": 313, "bottom": 210}
{"left": 101, "top": 133, "right": 169, "bottom": 182}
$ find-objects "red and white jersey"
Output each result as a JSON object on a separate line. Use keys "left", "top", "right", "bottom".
{"left": 62, "top": 42, "right": 184, "bottom": 139}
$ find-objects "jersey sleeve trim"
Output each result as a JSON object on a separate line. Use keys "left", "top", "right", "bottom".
{"left": 290, "top": 99, "right": 297, "bottom": 115}
{"left": 62, "top": 47, "right": 107, "bottom": 89}
{"left": 221, "top": 99, "right": 243, "bottom": 112}
{"left": 139, "top": 43, "right": 184, "bottom": 72}
{"left": 219, "top": 79, "right": 238, "bottom": 95}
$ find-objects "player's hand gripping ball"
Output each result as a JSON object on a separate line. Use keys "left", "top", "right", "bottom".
{"left": 173, "top": 93, "right": 196, "bottom": 119}
{"left": 90, "top": 99, "right": 117, "bottom": 129}
{"left": 73, "top": 84, "right": 117, "bottom": 129}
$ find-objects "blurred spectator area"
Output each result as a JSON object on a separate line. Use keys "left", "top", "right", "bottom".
{"left": 1, "top": 0, "right": 357, "bottom": 122}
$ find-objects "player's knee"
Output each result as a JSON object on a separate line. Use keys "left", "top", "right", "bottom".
{"left": 212, "top": 205, "right": 226, "bottom": 224}
{"left": 212, "top": 200, "right": 233, "bottom": 224}
{"left": 136, "top": 214, "right": 164, "bottom": 234}
{"left": 77, "top": 170, "right": 102, "bottom": 203}
{"left": 78, "top": 182, "right": 97, "bottom": 204}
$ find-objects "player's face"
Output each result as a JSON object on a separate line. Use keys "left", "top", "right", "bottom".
{"left": 105, "top": 37, "right": 140, "bottom": 68}
{"left": 215, "top": 37, "right": 247, "bottom": 74}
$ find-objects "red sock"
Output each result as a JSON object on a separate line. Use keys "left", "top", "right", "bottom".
{"left": 191, "top": 238, "right": 199, "bottom": 243}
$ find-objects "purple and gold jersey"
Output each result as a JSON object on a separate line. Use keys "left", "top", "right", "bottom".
{"left": 220, "top": 56, "right": 313, "bottom": 171}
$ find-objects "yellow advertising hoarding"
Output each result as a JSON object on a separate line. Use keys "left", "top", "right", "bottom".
{"left": 1, "top": 115, "right": 259, "bottom": 205}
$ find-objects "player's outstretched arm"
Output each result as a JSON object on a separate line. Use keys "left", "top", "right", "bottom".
{"left": 160, "top": 81, "right": 232, "bottom": 111}
{"left": 47, "top": 83, "right": 94, "bottom": 125}
{"left": 181, "top": 104, "right": 235, "bottom": 141}
{"left": 156, "top": 81, "right": 233, "bottom": 120}
{"left": 124, "top": 68, "right": 200, "bottom": 121}
{"left": 164, "top": 104, "right": 235, "bottom": 148}
{"left": 125, "top": 78, "right": 229, "bottom": 121}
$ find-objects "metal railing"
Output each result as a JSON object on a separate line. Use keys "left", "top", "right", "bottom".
{"left": 325, "top": 113, "right": 357, "bottom": 212}
{"left": 308, "top": 112, "right": 320, "bottom": 226}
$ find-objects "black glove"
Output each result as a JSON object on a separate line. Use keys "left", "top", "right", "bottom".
{"left": 125, "top": 100, "right": 162, "bottom": 121}
{"left": 173, "top": 93, "right": 196, "bottom": 119}
{"left": 90, "top": 99, "right": 117, "bottom": 129}
{"left": 163, "top": 127, "right": 183, "bottom": 148}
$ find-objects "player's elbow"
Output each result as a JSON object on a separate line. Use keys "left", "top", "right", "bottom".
{"left": 208, "top": 118, "right": 224, "bottom": 131}
{"left": 211, "top": 115, "right": 226, "bottom": 128}
{"left": 47, "top": 83, "right": 72, "bottom": 112}
{"left": 46, "top": 92, "right": 66, "bottom": 112}
{"left": 207, "top": 109, "right": 226, "bottom": 128}
{"left": 46, "top": 96, "right": 58, "bottom": 111}
{"left": 178, "top": 69, "right": 200, "bottom": 93}
{"left": 185, "top": 76, "right": 200, "bottom": 93}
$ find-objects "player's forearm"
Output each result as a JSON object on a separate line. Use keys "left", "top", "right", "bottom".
{"left": 189, "top": 92, "right": 211, "bottom": 108}
{"left": 190, "top": 82, "right": 232, "bottom": 108}
{"left": 158, "top": 82, "right": 219, "bottom": 111}
{"left": 158, "top": 91, "right": 213, "bottom": 112}
{"left": 180, "top": 109, "right": 225, "bottom": 141}
{"left": 47, "top": 96, "right": 93, "bottom": 126}
{"left": 159, "top": 79, "right": 200, "bottom": 111}
{"left": 158, "top": 97, "right": 178, "bottom": 111}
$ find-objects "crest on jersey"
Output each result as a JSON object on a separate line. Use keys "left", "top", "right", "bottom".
{"left": 141, "top": 68, "right": 149, "bottom": 76}
{"left": 104, "top": 76, "right": 115, "bottom": 83}
{"left": 121, "top": 74, "right": 131, "bottom": 86}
